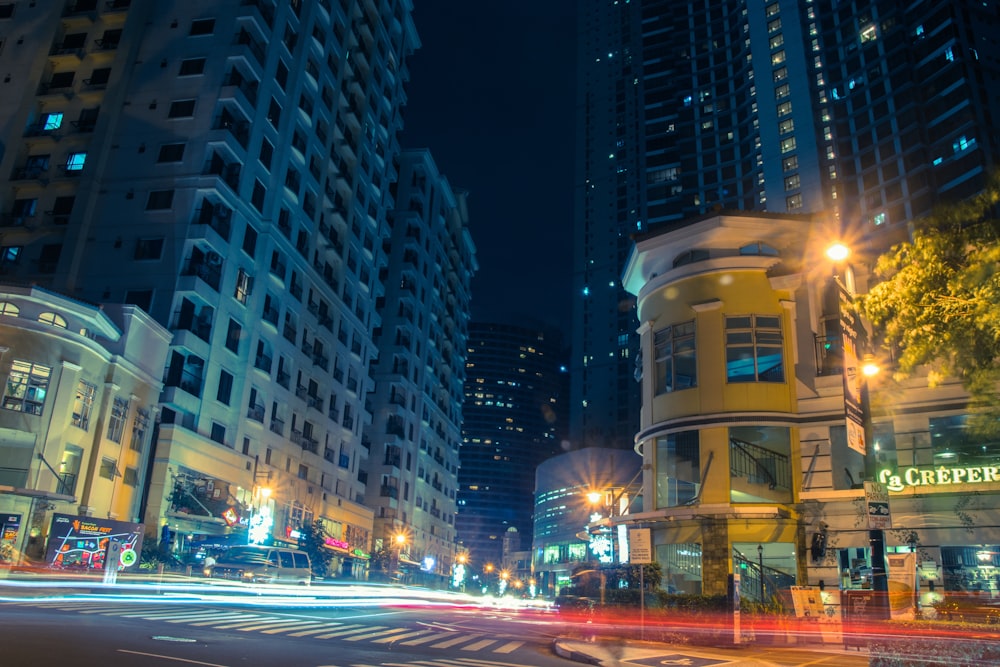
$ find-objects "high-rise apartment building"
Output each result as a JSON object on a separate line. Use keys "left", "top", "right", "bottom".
{"left": 0, "top": 0, "right": 420, "bottom": 577}
{"left": 573, "top": 0, "right": 1000, "bottom": 451}
{"left": 459, "top": 322, "right": 566, "bottom": 571}
{"left": 364, "top": 149, "right": 476, "bottom": 586}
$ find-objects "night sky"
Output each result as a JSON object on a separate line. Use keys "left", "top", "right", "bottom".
{"left": 401, "top": 2, "right": 577, "bottom": 337}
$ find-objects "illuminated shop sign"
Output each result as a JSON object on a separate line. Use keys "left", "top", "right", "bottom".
{"left": 878, "top": 465, "right": 1000, "bottom": 492}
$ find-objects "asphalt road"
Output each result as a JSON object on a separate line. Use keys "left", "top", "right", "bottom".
{"left": 0, "top": 596, "right": 575, "bottom": 667}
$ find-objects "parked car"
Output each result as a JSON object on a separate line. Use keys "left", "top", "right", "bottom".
{"left": 203, "top": 545, "right": 311, "bottom": 585}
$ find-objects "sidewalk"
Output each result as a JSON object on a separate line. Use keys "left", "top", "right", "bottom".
{"left": 553, "top": 637, "right": 784, "bottom": 667}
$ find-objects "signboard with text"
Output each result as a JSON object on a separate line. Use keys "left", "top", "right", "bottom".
{"left": 628, "top": 528, "right": 652, "bottom": 564}
{"left": 864, "top": 481, "right": 892, "bottom": 530}
{"left": 839, "top": 287, "right": 867, "bottom": 456}
{"left": 45, "top": 513, "right": 144, "bottom": 571}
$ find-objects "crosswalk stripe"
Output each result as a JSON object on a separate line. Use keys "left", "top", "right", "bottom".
{"left": 211, "top": 617, "right": 284, "bottom": 629}
{"left": 312, "top": 624, "right": 368, "bottom": 639}
{"left": 79, "top": 606, "right": 163, "bottom": 614}
{"left": 239, "top": 619, "right": 314, "bottom": 632}
{"left": 491, "top": 641, "right": 525, "bottom": 654}
{"left": 461, "top": 639, "right": 497, "bottom": 651}
{"left": 371, "top": 629, "right": 435, "bottom": 643}
{"left": 399, "top": 632, "right": 452, "bottom": 646}
{"left": 187, "top": 613, "right": 258, "bottom": 626}
{"left": 260, "top": 621, "right": 323, "bottom": 634}
{"left": 431, "top": 634, "right": 483, "bottom": 649}
{"left": 286, "top": 625, "right": 345, "bottom": 637}
{"left": 119, "top": 611, "right": 220, "bottom": 620}
{"left": 343, "top": 627, "right": 412, "bottom": 642}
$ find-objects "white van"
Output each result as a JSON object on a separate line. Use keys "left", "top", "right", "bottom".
{"left": 204, "top": 545, "right": 312, "bottom": 585}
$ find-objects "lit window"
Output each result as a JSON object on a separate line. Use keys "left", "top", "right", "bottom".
{"left": 780, "top": 137, "right": 797, "bottom": 153}
{"left": 784, "top": 174, "right": 801, "bottom": 191}
{"left": 787, "top": 193, "right": 803, "bottom": 209}
{"left": 860, "top": 24, "right": 878, "bottom": 43}
{"left": 43, "top": 113, "right": 63, "bottom": 131}
{"left": 771, "top": 50, "right": 786, "bottom": 66}
{"left": 2, "top": 360, "right": 51, "bottom": 415}
{"left": 779, "top": 119, "right": 795, "bottom": 135}
{"left": 72, "top": 380, "right": 96, "bottom": 430}
{"left": 0, "top": 300, "right": 19, "bottom": 316}
{"left": 777, "top": 101, "right": 792, "bottom": 116}
{"left": 782, "top": 155, "right": 799, "bottom": 171}
{"left": 953, "top": 136, "right": 975, "bottom": 152}
{"left": 65, "top": 152, "right": 86, "bottom": 171}
{"left": 725, "top": 315, "right": 784, "bottom": 383}
{"left": 872, "top": 212, "right": 887, "bottom": 226}
{"left": 38, "top": 312, "right": 67, "bottom": 328}
{"left": 775, "top": 83, "right": 790, "bottom": 100}
{"left": 945, "top": 47, "right": 954, "bottom": 62}
{"left": 769, "top": 34, "right": 784, "bottom": 50}
{"left": 768, "top": 18, "right": 781, "bottom": 33}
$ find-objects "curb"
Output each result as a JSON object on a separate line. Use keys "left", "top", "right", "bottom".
{"left": 552, "top": 639, "right": 604, "bottom": 665}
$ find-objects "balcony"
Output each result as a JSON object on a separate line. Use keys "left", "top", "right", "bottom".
{"left": 307, "top": 394, "right": 323, "bottom": 411}
{"left": 261, "top": 304, "right": 279, "bottom": 326}
{"left": 180, "top": 257, "right": 221, "bottom": 292}
{"left": 276, "top": 369, "right": 290, "bottom": 389}
{"left": 234, "top": 29, "right": 266, "bottom": 69}
{"left": 282, "top": 323, "right": 297, "bottom": 343}
{"left": 301, "top": 436, "right": 319, "bottom": 454}
{"left": 191, "top": 204, "right": 232, "bottom": 244}
{"left": 253, "top": 353, "right": 272, "bottom": 373}
{"left": 212, "top": 115, "right": 250, "bottom": 149}
{"left": 313, "top": 353, "right": 329, "bottom": 371}
{"left": 379, "top": 485, "right": 398, "bottom": 499}
{"left": 269, "top": 417, "right": 284, "bottom": 435}
{"left": 247, "top": 404, "right": 265, "bottom": 423}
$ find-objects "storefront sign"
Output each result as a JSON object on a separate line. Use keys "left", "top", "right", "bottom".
{"left": 864, "top": 480, "right": 891, "bottom": 530}
{"left": 878, "top": 465, "right": 1000, "bottom": 492}
{"left": 839, "top": 287, "right": 867, "bottom": 456}
{"left": 324, "top": 537, "right": 350, "bottom": 551}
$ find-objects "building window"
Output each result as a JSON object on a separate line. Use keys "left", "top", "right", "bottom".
{"left": 157, "top": 143, "right": 185, "bottom": 162}
{"left": 780, "top": 137, "right": 797, "bottom": 153}
{"left": 125, "top": 290, "right": 153, "bottom": 311}
{"left": 210, "top": 422, "right": 226, "bottom": 445}
{"left": 65, "top": 152, "right": 87, "bottom": 171}
{"left": 99, "top": 457, "right": 117, "bottom": 480}
{"left": 167, "top": 99, "right": 196, "bottom": 118}
{"left": 778, "top": 118, "right": 794, "bottom": 134}
{"left": 72, "top": 380, "right": 97, "bottom": 430}
{"left": 189, "top": 18, "right": 215, "bottom": 35}
{"left": 0, "top": 3, "right": 15, "bottom": 18}
{"left": 235, "top": 267, "right": 253, "bottom": 304}
{"left": 725, "top": 315, "right": 784, "bottom": 383}
{"left": 146, "top": 189, "right": 174, "bottom": 210}
{"left": 258, "top": 138, "right": 274, "bottom": 170}
{"left": 38, "top": 312, "right": 67, "bottom": 328}
{"left": 178, "top": 58, "right": 206, "bottom": 76}
{"left": 773, "top": 66, "right": 788, "bottom": 83}
{"left": 42, "top": 112, "right": 63, "bottom": 131}
{"left": 654, "top": 321, "right": 696, "bottom": 394}
{"left": 0, "top": 299, "right": 19, "bottom": 315}
{"left": 217, "top": 369, "right": 233, "bottom": 405}
{"left": 242, "top": 224, "right": 258, "bottom": 257}
{"left": 787, "top": 193, "right": 803, "bottom": 209}
{"left": 782, "top": 155, "right": 798, "bottom": 171}
{"left": 3, "top": 360, "right": 51, "bottom": 415}
{"left": 275, "top": 60, "right": 289, "bottom": 89}
{"left": 123, "top": 467, "right": 139, "bottom": 487}
{"left": 251, "top": 179, "right": 265, "bottom": 212}
{"left": 134, "top": 237, "right": 164, "bottom": 260}
{"left": 730, "top": 425, "right": 792, "bottom": 502}
{"left": 768, "top": 18, "right": 782, "bottom": 33}
{"left": 267, "top": 98, "right": 281, "bottom": 128}
{"left": 775, "top": 83, "right": 790, "bottom": 99}
{"left": 777, "top": 101, "right": 792, "bottom": 116}
{"left": 130, "top": 408, "right": 149, "bottom": 452}
{"left": 771, "top": 50, "right": 786, "bottom": 66}
{"left": 784, "top": 174, "right": 801, "bottom": 190}
{"left": 656, "top": 430, "right": 700, "bottom": 508}
{"left": 107, "top": 396, "right": 129, "bottom": 443}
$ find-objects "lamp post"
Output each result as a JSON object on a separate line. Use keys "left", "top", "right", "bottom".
{"left": 758, "top": 544, "right": 765, "bottom": 601}
{"left": 393, "top": 532, "right": 406, "bottom": 584}
{"left": 827, "top": 242, "right": 889, "bottom": 618}
{"left": 484, "top": 562, "right": 494, "bottom": 594}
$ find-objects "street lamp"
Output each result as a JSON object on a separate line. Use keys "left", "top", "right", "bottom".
{"left": 826, "top": 242, "right": 889, "bottom": 617}
{"left": 758, "top": 544, "right": 765, "bottom": 601}
{"left": 393, "top": 533, "right": 407, "bottom": 584}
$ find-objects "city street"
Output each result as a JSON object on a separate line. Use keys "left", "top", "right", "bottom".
{"left": 0, "top": 578, "right": 877, "bottom": 667}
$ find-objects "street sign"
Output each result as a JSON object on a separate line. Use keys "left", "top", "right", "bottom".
{"left": 864, "top": 480, "right": 892, "bottom": 529}
{"left": 628, "top": 528, "right": 652, "bottom": 563}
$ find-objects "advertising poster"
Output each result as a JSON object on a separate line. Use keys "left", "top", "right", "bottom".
{"left": 45, "top": 513, "right": 144, "bottom": 571}
{"left": 1, "top": 513, "right": 21, "bottom": 562}
{"left": 887, "top": 552, "right": 917, "bottom": 620}
{"left": 839, "top": 288, "right": 867, "bottom": 456}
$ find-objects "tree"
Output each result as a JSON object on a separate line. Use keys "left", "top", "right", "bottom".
{"left": 298, "top": 519, "right": 333, "bottom": 579}
{"left": 859, "top": 176, "right": 1000, "bottom": 433}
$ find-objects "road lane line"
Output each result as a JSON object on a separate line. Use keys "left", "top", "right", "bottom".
{"left": 116, "top": 649, "right": 228, "bottom": 666}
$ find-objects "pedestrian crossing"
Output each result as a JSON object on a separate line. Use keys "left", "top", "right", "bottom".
{"left": 11, "top": 601, "right": 528, "bottom": 656}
